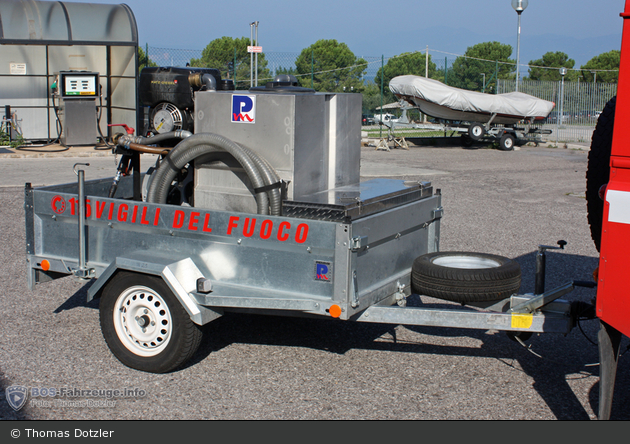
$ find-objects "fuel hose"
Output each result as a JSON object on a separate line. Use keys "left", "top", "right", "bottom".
{"left": 146, "top": 133, "right": 282, "bottom": 216}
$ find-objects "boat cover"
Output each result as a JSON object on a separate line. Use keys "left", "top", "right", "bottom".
{"left": 389, "top": 75, "right": 555, "bottom": 123}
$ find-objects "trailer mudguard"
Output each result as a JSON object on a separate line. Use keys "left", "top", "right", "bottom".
{"left": 87, "top": 254, "right": 223, "bottom": 326}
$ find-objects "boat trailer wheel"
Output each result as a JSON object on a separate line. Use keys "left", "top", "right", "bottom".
{"left": 468, "top": 122, "right": 486, "bottom": 141}
{"left": 499, "top": 133, "right": 516, "bottom": 151}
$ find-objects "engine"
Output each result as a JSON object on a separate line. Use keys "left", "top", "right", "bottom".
{"left": 138, "top": 66, "right": 234, "bottom": 137}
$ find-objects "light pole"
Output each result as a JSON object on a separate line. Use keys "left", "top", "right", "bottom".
{"left": 249, "top": 21, "right": 259, "bottom": 87}
{"left": 512, "top": 0, "right": 528, "bottom": 92}
{"left": 481, "top": 73, "right": 486, "bottom": 92}
{"left": 254, "top": 21, "right": 259, "bottom": 86}
{"left": 250, "top": 22, "right": 254, "bottom": 87}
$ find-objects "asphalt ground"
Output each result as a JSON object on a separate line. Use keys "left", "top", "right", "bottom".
{"left": 0, "top": 139, "right": 629, "bottom": 420}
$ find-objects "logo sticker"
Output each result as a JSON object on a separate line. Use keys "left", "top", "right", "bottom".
{"left": 232, "top": 95, "right": 256, "bottom": 123}
{"left": 6, "top": 385, "right": 28, "bottom": 411}
{"left": 315, "top": 261, "right": 333, "bottom": 282}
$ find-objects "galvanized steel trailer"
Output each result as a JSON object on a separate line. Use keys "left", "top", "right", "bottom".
{"left": 26, "top": 174, "right": 442, "bottom": 323}
{"left": 24, "top": 76, "right": 580, "bottom": 375}
{"left": 24, "top": 165, "right": 579, "bottom": 374}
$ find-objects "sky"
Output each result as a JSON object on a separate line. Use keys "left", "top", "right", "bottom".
{"left": 63, "top": 0, "right": 624, "bottom": 68}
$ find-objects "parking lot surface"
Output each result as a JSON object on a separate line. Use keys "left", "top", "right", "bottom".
{"left": 1, "top": 141, "right": 628, "bottom": 420}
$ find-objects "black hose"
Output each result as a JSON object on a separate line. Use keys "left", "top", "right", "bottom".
{"left": 147, "top": 133, "right": 281, "bottom": 216}
{"left": 236, "top": 143, "right": 283, "bottom": 215}
{"left": 95, "top": 91, "right": 113, "bottom": 150}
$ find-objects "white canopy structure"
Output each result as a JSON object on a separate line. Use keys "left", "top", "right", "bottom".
{"left": 0, "top": 0, "right": 138, "bottom": 141}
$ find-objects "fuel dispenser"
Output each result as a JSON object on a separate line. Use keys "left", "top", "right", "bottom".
{"left": 55, "top": 71, "right": 99, "bottom": 146}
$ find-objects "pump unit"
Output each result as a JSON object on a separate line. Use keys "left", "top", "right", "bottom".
{"left": 138, "top": 66, "right": 234, "bottom": 137}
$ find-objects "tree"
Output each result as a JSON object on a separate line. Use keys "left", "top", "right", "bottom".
{"left": 449, "top": 42, "right": 515, "bottom": 92}
{"left": 190, "top": 36, "right": 271, "bottom": 87}
{"left": 294, "top": 39, "right": 366, "bottom": 92}
{"left": 373, "top": 52, "right": 437, "bottom": 103}
{"left": 580, "top": 50, "right": 620, "bottom": 83}
{"left": 526, "top": 51, "right": 578, "bottom": 81}
{"left": 138, "top": 46, "right": 156, "bottom": 74}
{"left": 361, "top": 81, "right": 384, "bottom": 114}
{"left": 274, "top": 66, "right": 298, "bottom": 77}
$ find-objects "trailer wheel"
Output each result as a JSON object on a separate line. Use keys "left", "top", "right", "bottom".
{"left": 411, "top": 251, "right": 522, "bottom": 303}
{"left": 99, "top": 271, "right": 203, "bottom": 373}
{"left": 499, "top": 133, "right": 515, "bottom": 151}
{"left": 468, "top": 122, "right": 485, "bottom": 141}
{"left": 586, "top": 96, "right": 615, "bottom": 252}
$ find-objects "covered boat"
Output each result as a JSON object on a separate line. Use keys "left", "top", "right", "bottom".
{"left": 389, "top": 75, "right": 555, "bottom": 125}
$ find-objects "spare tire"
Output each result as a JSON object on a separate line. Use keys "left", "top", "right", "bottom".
{"left": 586, "top": 96, "right": 615, "bottom": 252}
{"left": 411, "top": 251, "right": 522, "bottom": 303}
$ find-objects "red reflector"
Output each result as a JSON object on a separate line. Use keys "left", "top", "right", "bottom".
{"left": 598, "top": 184, "right": 608, "bottom": 201}
{"left": 41, "top": 260, "right": 50, "bottom": 271}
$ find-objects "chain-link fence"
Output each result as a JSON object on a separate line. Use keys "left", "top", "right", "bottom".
{"left": 146, "top": 46, "right": 384, "bottom": 88}
{"left": 146, "top": 45, "right": 617, "bottom": 144}
{"left": 145, "top": 47, "right": 201, "bottom": 70}
{"left": 498, "top": 79, "right": 616, "bottom": 144}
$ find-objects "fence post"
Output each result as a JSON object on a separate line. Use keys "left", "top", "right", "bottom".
{"left": 444, "top": 57, "right": 447, "bottom": 85}
{"left": 422, "top": 45, "right": 429, "bottom": 123}
{"left": 380, "top": 54, "right": 384, "bottom": 139}
{"left": 494, "top": 60, "right": 499, "bottom": 94}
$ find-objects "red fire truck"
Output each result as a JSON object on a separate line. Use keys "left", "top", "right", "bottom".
{"left": 587, "top": 0, "right": 630, "bottom": 421}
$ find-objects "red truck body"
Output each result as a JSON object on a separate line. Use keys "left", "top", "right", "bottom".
{"left": 597, "top": 2, "right": 630, "bottom": 339}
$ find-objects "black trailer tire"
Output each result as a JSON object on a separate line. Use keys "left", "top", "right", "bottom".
{"left": 99, "top": 271, "right": 203, "bottom": 373}
{"left": 461, "top": 134, "right": 475, "bottom": 147}
{"left": 499, "top": 133, "right": 515, "bottom": 151}
{"left": 586, "top": 96, "right": 616, "bottom": 252}
{"left": 411, "top": 251, "right": 522, "bottom": 303}
{"left": 468, "top": 122, "right": 485, "bottom": 141}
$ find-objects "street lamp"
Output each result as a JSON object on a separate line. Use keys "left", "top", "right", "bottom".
{"left": 481, "top": 73, "right": 486, "bottom": 92}
{"left": 512, "top": 0, "right": 528, "bottom": 92}
{"left": 249, "top": 21, "right": 259, "bottom": 87}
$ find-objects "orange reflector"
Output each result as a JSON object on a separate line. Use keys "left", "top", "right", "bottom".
{"left": 41, "top": 260, "right": 50, "bottom": 271}
{"left": 328, "top": 304, "right": 342, "bottom": 318}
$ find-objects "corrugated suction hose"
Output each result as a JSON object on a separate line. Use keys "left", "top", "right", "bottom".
{"left": 146, "top": 133, "right": 282, "bottom": 216}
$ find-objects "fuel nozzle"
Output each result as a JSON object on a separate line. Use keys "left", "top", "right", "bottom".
{"left": 107, "top": 155, "right": 133, "bottom": 198}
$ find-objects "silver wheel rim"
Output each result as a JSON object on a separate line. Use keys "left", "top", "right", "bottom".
{"left": 472, "top": 126, "right": 483, "bottom": 137}
{"left": 113, "top": 285, "right": 172, "bottom": 357}
{"left": 432, "top": 255, "right": 501, "bottom": 269}
{"left": 504, "top": 137, "right": 513, "bottom": 149}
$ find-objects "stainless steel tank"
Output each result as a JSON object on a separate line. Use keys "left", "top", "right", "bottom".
{"left": 193, "top": 85, "right": 361, "bottom": 213}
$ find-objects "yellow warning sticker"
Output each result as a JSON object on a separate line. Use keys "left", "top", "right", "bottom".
{"left": 511, "top": 313, "right": 533, "bottom": 329}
